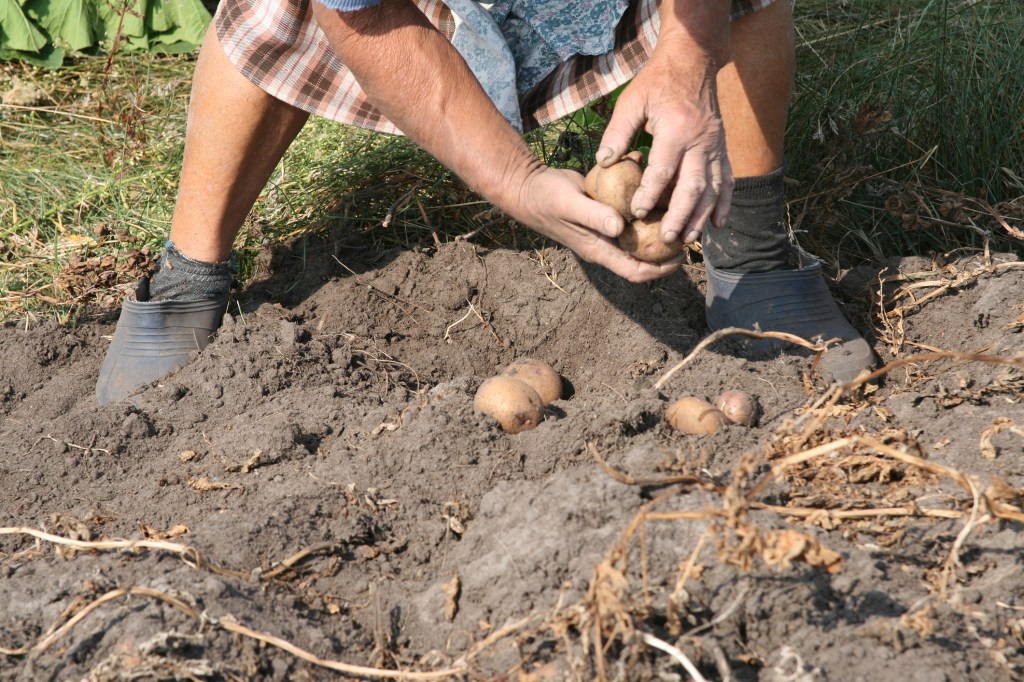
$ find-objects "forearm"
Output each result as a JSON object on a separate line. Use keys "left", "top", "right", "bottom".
{"left": 656, "top": 0, "right": 731, "bottom": 67}
{"left": 311, "top": 1, "right": 541, "bottom": 213}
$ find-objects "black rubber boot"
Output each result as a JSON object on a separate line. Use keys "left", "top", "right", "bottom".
{"left": 705, "top": 254, "right": 877, "bottom": 384}
{"left": 96, "top": 282, "right": 227, "bottom": 404}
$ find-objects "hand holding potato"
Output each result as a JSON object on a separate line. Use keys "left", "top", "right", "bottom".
{"left": 504, "top": 166, "right": 683, "bottom": 283}
{"left": 584, "top": 154, "right": 683, "bottom": 263}
{"left": 596, "top": 36, "right": 734, "bottom": 246}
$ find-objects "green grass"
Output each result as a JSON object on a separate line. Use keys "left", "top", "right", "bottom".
{"left": 787, "top": 0, "right": 1024, "bottom": 264}
{"left": 1, "top": 0, "right": 1021, "bottom": 321}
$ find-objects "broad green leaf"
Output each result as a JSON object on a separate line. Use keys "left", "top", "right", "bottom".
{"left": 0, "top": 0, "right": 209, "bottom": 62}
{"left": 147, "top": 0, "right": 170, "bottom": 32}
{"left": 0, "top": 0, "right": 48, "bottom": 52}
{"left": 0, "top": 43, "right": 64, "bottom": 66}
{"left": 148, "top": 38, "right": 194, "bottom": 53}
{"left": 146, "top": 0, "right": 207, "bottom": 48}
{"left": 25, "top": 0, "right": 96, "bottom": 51}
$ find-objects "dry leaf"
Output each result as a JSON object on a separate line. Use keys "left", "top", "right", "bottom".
{"left": 370, "top": 421, "right": 400, "bottom": 436}
{"left": 179, "top": 450, "right": 198, "bottom": 463}
{"left": 854, "top": 103, "right": 893, "bottom": 135}
{"left": 226, "top": 449, "right": 264, "bottom": 473}
{"left": 900, "top": 608, "right": 936, "bottom": 639}
{"left": 980, "top": 417, "right": 1017, "bottom": 460}
{"left": 840, "top": 454, "right": 897, "bottom": 484}
{"left": 188, "top": 477, "right": 242, "bottom": 492}
{"left": 806, "top": 509, "right": 837, "bottom": 530}
{"left": 442, "top": 574, "right": 461, "bottom": 622}
{"left": 141, "top": 524, "right": 189, "bottom": 540}
{"left": 589, "top": 559, "right": 633, "bottom": 641}
{"left": 442, "top": 501, "right": 466, "bottom": 535}
{"left": 763, "top": 529, "right": 843, "bottom": 574}
{"left": 873, "top": 405, "right": 895, "bottom": 422}
{"left": 518, "top": 661, "right": 563, "bottom": 682}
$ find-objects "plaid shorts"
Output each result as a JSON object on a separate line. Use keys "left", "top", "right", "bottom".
{"left": 215, "top": 0, "right": 776, "bottom": 134}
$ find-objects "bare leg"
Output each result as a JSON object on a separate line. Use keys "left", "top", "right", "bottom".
{"left": 718, "top": 0, "right": 794, "bottom": 177}
{"left": 705, "top": 1, "right": 876, "bottom": 384}
{"left": 97, "top": 26, "right": 311, "bottom": 404}
{"left": 169, "top": 25, "right": 310, "bottom": 263}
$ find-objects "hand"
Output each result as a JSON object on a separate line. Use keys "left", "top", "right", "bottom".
{"left": 597, "top": 37, "right": 734, "bottom": 246}
{"left": 502, "top": 166, "right": 684, "bottom": 283}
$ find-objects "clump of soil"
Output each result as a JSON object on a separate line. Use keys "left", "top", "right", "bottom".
{"left": 1, "top": 239, "right": 1022, "bottom": 681}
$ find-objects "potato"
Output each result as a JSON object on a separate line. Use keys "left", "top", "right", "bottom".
{"left": 502, "top": 358, "right": 562, "bottom": 405}
{"left": 584, "top": 158, "right": 643, "bottom": 219}
{"left": 474, "top": 376, "right": 545, "bottom": 433}
{"left": 617, "top": 210, "right": 684, "bottom": 263}
{"left": 665, "top": 396, "right": 728, "bottom": 435}
{"left": 715, "top": 390, "right": 758, "bottom": 426}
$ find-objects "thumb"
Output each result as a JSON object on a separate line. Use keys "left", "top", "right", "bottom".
{"left": 566, "top": 189, "right": 626, "bottom": 238}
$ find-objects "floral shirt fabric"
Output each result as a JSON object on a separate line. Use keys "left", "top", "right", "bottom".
{"left": 446, "top": 0, "right": 630, "bottom": 130}
{"left": 265, "top": 0, "right": 772, "bottom": 132}
{"left": 315, "top": 0, "right": 631, "bottom": 131}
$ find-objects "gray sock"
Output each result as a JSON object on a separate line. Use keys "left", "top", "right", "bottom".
{"left": 701, "top": 165, "right": 794, "bottom": 273}
{"left": 147, "top": 241, "right": 232, "bottom": 302}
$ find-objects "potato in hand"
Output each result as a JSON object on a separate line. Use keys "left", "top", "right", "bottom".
{"left": 584, "top": 155, "right": 681, "bottom": 263}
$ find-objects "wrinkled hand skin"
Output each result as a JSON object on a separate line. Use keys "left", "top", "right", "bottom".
{"left": 314, "top": 1, "right": 683, "bottom": 284}
{"left": 597, "top": 32, "right": 735, "bottom": 247}
{"left": 501, "top": 166, "right": 684, "bottom": 284}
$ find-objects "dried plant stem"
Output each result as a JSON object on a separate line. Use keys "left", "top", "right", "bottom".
{"left": 941, "top": 474, "right": 985, "bottom": 597}
{"left": 0, "top": 526, "right": 200, "bottom": 564}
{"left": 752, "top": 502, "right": 964, "bottom": 520}
{"left": 641, "top": 632, "right": 709, "bottom": 682}
{"left": 843, "top": 349, "right": 1024, "bottom": 391}
{"left": 593, "top": 621, "right": 608, "bottom": 682}
{"left": 0, "top": 527, "right": 248, "bottom": 579}
{"left": 654, "top": 327, "right": 830, "bottom": 391}
{"left": 789, "top": 384, "right": 846, "bottom": 450}
{"left": 588, "top": 442, "right": 702, "bottom": 487}
{"left": 454, "top": 615, "right": 534, "bottom": 667}
{"left": 1, "top": 585, "right": 468, "bottom": 680}
{"left": 666, "top": 530, "right": 711, "bottom": 636}
{"left": 40, "top": 587, "right": 198, "bottom": 654}
{"left": 217, "top": 616, "right": 465, "bottom": 680}
{"left": 263, "top": 542, "right": 339, "bottom": 580}
{"left": 643, "top": 511, "right": 717, "bottom": 522}
{"left": 744, "top": 437, "right": 857, "bottom": 501}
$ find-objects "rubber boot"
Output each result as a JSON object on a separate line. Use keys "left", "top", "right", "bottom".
{"left": 96, "top": 281, "right": 227, "bottom": 404}
{"left": 705, "top": 254, "right": 877, "bottom": 384}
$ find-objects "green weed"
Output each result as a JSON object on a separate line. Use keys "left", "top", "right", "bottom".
{"left": 786, "top": 0, "right": 1024, "bottom": 264}
{"left": 0, "top": 0, "right": 1021, "bottom": 322}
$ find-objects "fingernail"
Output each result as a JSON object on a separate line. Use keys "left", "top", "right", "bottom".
{"left": 596, "top": 147, "right": 613, "bottom": 163}
{"left": 633, "top": 207, "right": 648, "bottom": 220}
{"left": 662, "top": 230, "right": 679, "bottom": 243}
{"left": 683, "top": 230, "right": 700, "bottom": 243}
{"left": 604, "top": 216, "right": 619, "bottom": 236}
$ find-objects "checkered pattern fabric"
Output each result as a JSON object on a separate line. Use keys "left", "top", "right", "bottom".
{"left": 215, "top": 0, "right": 775, "bottom": 134}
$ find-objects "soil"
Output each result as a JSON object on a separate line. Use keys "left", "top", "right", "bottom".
{"left": 1, "top": 238, "right": 1022, "bottom": 681}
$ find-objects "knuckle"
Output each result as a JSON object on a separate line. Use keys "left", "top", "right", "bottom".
{"left": 687, "top": 177, "right": 707, "bottom": 196}
{"left": 646, "top": 165, "right": 676, "bottom": 185}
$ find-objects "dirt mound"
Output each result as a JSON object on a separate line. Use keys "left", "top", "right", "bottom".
{"left": 2, "top": 239, "right": 1022, "bottom": 681}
